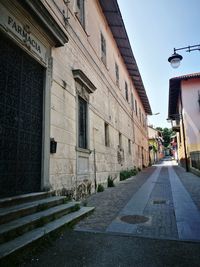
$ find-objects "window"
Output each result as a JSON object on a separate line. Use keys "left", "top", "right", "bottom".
{"left": 78, "top": 96, "right": 87, "bottom": 149}
{"left": 135, "top": 100, "right": 138, "bottom": 116}
{"left": 131, "top": 93, "right": 134, "bottom": 110}
{"left": 139, "top": 108, "right": 141, "bottom": 122}
{"left": 73, "top": 69, "right": 97, "bottom": 151}
{"left": 119, "top": 132, "right": 122, "bottom": 148}
{"left": 128, "top": 139, "right": 131, "bottom": 154}
{"left": 101, "top": 33, "right": 106, "bottom": 66}
{"left": 125, "top": 82, "right": 128, "bottom": 101}
{"left": 105, "top": 122, "right": 109, "bottom": 147}
{"left": 115, "top": 63, "right": 119, "bottom": 86}
{"left": 76, "top": 0, "right": 85, "bottom": 28}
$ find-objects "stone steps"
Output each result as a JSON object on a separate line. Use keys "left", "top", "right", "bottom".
{"left": 0, "top": 192, "right": 94, "bottom": 260}
{"left": 0, "top": 191, "right": 55, "bottom": 208}
{"left": 0, "top": 206, "right": 94, "bottom": 259}
{"left": 0, "top": 196, "right": 66, "bottom": 224}
{"left": 0, "top": 201, "right": 80, "bottom": 244}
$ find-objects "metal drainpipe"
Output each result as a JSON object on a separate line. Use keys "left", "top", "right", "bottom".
{"left": 93, "top": 149, "right": 97, "bottom": 192}
{"left": 180, "top": 88, "right": 189, "bottom": 172}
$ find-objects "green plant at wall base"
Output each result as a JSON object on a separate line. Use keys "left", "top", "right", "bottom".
{"left": 107, "top": 176, "right": 115, "bottom": 187}
{"left": 120, "top": 168, "right": 138, "bottom": 181}
{"left": 97, "top": 184, "right": 104, "bottom": 192}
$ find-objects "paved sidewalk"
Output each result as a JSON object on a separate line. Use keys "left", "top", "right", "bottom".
{"left": 75, "top": 167, "right": 156, "bottom": 232}
{"left": 75, "top": 159, "right": 200, "bottom": 242}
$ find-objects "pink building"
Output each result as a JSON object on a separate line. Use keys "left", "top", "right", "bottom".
{"left": 168, "top": 73, "right": 200, "bottom": 175}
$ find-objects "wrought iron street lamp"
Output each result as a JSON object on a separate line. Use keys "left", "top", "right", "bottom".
{"left": 168, "top": 44, "right": 200, "bottom": 68}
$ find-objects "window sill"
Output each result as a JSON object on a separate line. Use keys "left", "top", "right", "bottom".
{"left": 76, "top": 147, "right": 92, "bottom": 154}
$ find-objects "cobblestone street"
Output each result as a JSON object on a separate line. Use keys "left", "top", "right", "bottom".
{"left": 3, "top": 158, "right": 200, "bottom": 267}
{"left": 75, "top": 158, "right": 200, "bottom": 242}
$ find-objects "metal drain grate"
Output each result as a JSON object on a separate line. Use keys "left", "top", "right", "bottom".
{"left": 152, "top": 199, "right": 166, "bottom": 205}
{"left": 120, "top": 215, "right": 149, "bottom": 224}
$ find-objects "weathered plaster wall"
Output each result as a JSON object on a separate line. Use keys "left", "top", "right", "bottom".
{"left": 45, "top": 0, "right": 149, "bottom": 197}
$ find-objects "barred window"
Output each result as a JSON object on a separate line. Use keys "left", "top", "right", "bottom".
{"left": 115, "top": 63, "right": 119, "bottom": 85}
{"left": 76, "top": 0, "right": 85, "bottom": 28}
{"left": 101, "top": 33, "right": 106, "bottom": 66}
{"left": 78, "top": 96, "right": 87, "bottom": 149}
{"left": 135, "top": 100, "right": 138, "bottom": 116}
{"left": 105, "top": 122, "right": 109, "bottom": 147}
{"left": 131, "top": 93, "right": 134, "bottom": 110}
{"left": 125, "top": 82, "right": 128, "bottom": 102}
{"left": 128, "top": 139, "right": 131, "bottom": 154}
{"left": 119, "top": 132, "right": 122, "bottom": 148}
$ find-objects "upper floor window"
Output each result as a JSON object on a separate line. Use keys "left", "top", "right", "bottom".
{"left": 135, "top": 100, "right": 138, "bottom": 116}
{"left": 125, "top": 82, "right": 128, "bottom": 102}
{"left": 131, "top": 93, "right": 134, "bottom": 110}
{"left": 128, "top": 139, "right": 131, "bottom": 154}
{"left": 142, "top": 113, "right": 144, "bottom": 126}
{"left": 78, "top": 96, "right": 87, "bottom": 149}
{"left": 119, "top": 132, "right": 122, "bottom": 149}
{"left": 73, "top": 69, "right": 97, "bottom": 150}
{"left": 139, "top": 108, "right": 141, "bottom": 122}
{"left": 76, "top": 0, "right": 85, "bottom": 28}
{"left": 101, "top": 33, "right": 106, "bottom": 66}
{"left": 115, "top": 63, "right": 119, "bottom": 86}
{"left": 105, "top": 122, "right": 109, "bottom": 147}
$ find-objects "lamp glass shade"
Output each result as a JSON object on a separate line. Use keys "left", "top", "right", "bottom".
{"left": 170, "top": 58, "right": 181, "bottom": 68}
{"left": 168, "top": 53, "right": 183, "bottom": 68}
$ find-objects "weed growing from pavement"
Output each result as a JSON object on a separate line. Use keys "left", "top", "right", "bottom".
{"left": 107, "top": 176, "right": 115, "bottom": 187}
{"left": 120, "top": 167, "right": 138, "bottom": 181}
{"left": 97, "top": 184, "right": 104, "bottom": 192}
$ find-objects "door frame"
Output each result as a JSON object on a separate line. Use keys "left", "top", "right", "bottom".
{"left": 0, "top": 17, "right": 52, "bottom": 194}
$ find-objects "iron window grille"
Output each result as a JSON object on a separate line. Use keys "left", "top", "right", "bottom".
{"left": 101, "top": 33, "right": 106, "bottom": 66}
{"left": 78, "top": 96, "right": 87, "bottom": 149}
{"left": 76, "top": 0, "right": 85, "bottom": 28}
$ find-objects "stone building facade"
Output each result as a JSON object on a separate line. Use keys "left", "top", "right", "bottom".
{"left": 0, "top": 0, "right": 151, "bottom": 198}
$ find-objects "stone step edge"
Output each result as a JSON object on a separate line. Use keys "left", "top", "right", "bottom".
{"left": 0, "top": 191, "right": 55, "bottom": 208}
{"left": 0, "top": 206, "right": 95, "bottom": 259}
{"left": 0, "top": 196, "right": 67, "bottom": 224}
{"left": 0, "top": 201, "right": 80, "bottom": 237}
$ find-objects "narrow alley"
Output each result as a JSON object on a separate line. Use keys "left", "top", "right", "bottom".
{"left": 75, "top": 158, "right": 200, "bottom": 242}
{"left": 2, "top": 158, "right": 200, "bottom": 267}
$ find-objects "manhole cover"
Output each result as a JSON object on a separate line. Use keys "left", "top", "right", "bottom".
{"left": 120, "top": 215, "right": 149, "bottom": 224}
{"left": 153, "top": 199, "right": 166, "bottom": 204}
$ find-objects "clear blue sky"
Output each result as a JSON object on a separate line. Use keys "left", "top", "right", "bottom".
{"left": 117, "top": 0, "right": 200, "bottom": 128}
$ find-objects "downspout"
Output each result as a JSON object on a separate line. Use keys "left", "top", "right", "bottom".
{"left": 93, "top": 148, "right": 97, "bottom": 192}
{"left": 93, "top": 127, "right": 98, "bottom": 192}
{"left": 179, "top": 86, "right": 189, "bottom": 172}
{"left": 75, "top": 95, "right": 78, "bottom": 198}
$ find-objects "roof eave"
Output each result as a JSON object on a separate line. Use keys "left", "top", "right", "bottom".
{"left": 99, "top": 0, "right": 152, "bottom": 115}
